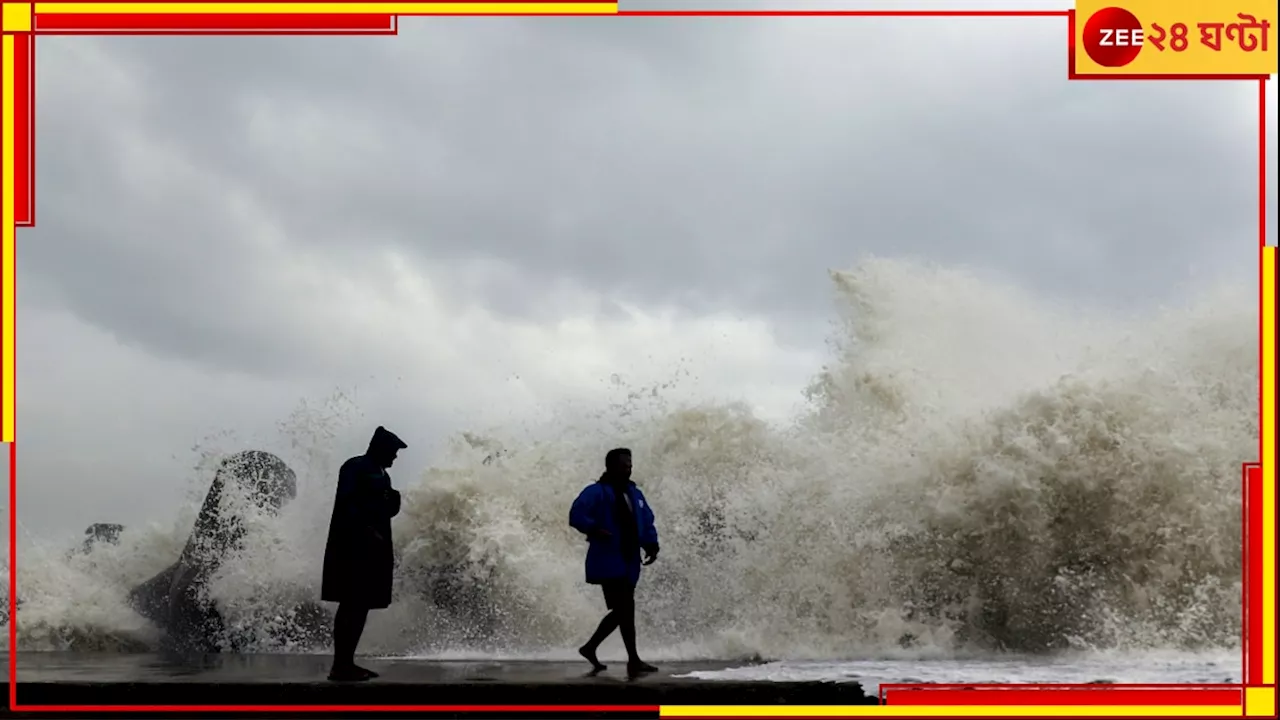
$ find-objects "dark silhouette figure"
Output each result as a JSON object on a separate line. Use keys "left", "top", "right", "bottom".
{"left": 569, "top": 448, "right": 660, "bottom": 677}
{"left": 129, "top": 450, "right": 298, "bottom": 654}
{"left": 321, "top": 426, "right": 406, "bottom": 682}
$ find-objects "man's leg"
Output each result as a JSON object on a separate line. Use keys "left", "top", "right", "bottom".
{"left": 615, "top": 583, "right": 639, "bottom": 661}
{"left": 616, "top": 583, "right": 657, "bottom": 675}
{"left": 330, "top": 603, "right": 373, "bottom": 681}
{"left": 579, "top": 582, "right": 624, "bottom": 671}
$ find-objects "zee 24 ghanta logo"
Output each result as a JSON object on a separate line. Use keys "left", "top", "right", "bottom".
{"left": 1082, "top": 5, "right": 1270, "bottom": 68}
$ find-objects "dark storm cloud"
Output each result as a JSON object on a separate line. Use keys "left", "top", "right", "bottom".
{"left": 23, "top": 16, "right": 1263, "bottom": 377}
{"left": 14, "top": 11, "right": 1271, "bottom": 540}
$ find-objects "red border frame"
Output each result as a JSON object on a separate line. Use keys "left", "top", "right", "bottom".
{"left": 10, "top": 30, "right": 30, "bottom": 226}
{"left": 3, "top": 2, "right": 1274, "bottom": 715}
{"left": 1245, "top": 464, "right": 1266, "bottom": 686}
{"left": 33, "top": 13, "right": 400, "bottom": 33}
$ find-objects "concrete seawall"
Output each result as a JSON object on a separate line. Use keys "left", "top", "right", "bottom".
{"left": 6, "top": 652, "right": 879, "bottom": 707}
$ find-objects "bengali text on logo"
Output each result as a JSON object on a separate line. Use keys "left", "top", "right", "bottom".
{"left": 1075, "top": 1, "right": 1276, "bottom": 76}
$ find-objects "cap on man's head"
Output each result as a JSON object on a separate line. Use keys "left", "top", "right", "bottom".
{"left": 370, "top": 426, "right": 408, "bottom": 451}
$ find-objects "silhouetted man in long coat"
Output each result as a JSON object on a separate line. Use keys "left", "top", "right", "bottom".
{"left": 322, "top": 426, "right": 406, "bottom": 682}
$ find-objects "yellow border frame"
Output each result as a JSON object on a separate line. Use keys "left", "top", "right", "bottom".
{"left": 661, "top": 706, "right": 1250, "bottom": 717}
{"left": 2, "top": 30, "right": 16, "bottom": 439}
{"left": 33, "top": 2, "right": 617, "bottom": 15}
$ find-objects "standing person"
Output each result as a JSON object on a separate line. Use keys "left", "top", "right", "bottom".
{"left": 321, "top": 426, "right": 407, "bottom": 682}
{"left": 569, "top": 448, "right": 661, "bottom": 677}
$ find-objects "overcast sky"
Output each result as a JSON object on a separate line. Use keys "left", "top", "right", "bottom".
{"left": 6, "top": 0, "right": 1277, "bottom": 542}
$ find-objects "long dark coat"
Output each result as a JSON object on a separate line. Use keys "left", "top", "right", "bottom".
{"left": 321, "top": 455, "right": 401, "bottom": 609}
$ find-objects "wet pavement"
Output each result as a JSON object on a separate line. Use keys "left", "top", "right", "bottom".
{"left": 4, "top": 652, "right": 877, "bottom": 707}
{"left": 11, "top": 651, "right": 741, "bottom": 684}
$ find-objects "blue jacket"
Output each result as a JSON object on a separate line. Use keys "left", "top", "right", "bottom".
{"left": 569, "top": 480, "right": 659, "bottom": 586}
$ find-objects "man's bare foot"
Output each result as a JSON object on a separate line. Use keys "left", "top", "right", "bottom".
{"left": 579, "top": 646, "right": 607, "bottom": 672}
{"left": 627, "top": 660, "right": 658, "bottom": 677}
{"left": 328, "top": 665, "right": 374, "bottom": 682}
{"left": 353, "top": 664, "right": 380, "bottom": 679}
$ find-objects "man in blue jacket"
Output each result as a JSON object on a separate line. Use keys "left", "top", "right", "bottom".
{"left": 569, "top": 448, "right": 661, "bottom": 676}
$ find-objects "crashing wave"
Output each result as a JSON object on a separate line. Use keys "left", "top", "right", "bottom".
{"left": 7, "top": 258, "right": 1254, "bottom": 658}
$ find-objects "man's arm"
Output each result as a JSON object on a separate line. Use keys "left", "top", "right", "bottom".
{"left": 638, "top": 490, "right": 660, "bottom": 564}
{"left": 569, "top": 485, "right": 609, "bottom": 539}
{"left": 337, "top": 461, "right": 385, "bottom": 539}
{"left": 386, "top": 487, "right": 402, "bottom": 518}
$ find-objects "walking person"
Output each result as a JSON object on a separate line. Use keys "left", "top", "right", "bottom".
{"left": 321, "top": 426, "right": 407, "bottom": 682}
{"left": 569, "top": 448, "right": 661, "bottom": 677}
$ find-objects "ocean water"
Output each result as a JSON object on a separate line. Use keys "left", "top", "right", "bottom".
{"left": 2, "top": 257, "right": 1256, "bottom": 680}
{"left": 673, "top": 650, "right": 1241, "bottom": 692}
